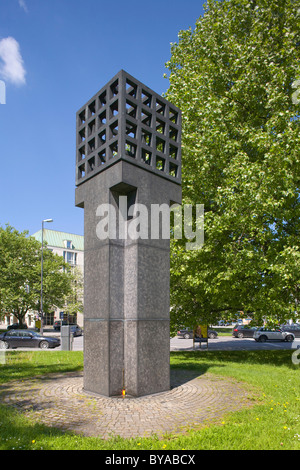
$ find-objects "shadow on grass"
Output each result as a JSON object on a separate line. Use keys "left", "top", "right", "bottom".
{"left": 0, "top": 402, "right": 71, "bottom": 450}
{"left": 170, "top": 349, "right": 298, "bottom": 369}
{"left": 170, "top": 367, "right": 213, "bottom": 387}
{"left": 0, "top": 351, "right": 83, "bottom": 385}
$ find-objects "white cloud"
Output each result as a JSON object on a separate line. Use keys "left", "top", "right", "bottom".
{"left": 18, "top": 0, "right": 28, "bottom": 12}
{"left": 0, "top": 37, "right": 26, "bottom": 85}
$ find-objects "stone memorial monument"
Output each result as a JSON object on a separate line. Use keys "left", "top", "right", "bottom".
{"left": 75, "top": 70, "right": 181, "bottom": 397}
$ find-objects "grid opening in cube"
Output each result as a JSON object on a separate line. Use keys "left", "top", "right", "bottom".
{"left": 142, "top": 89, "right": 152, "bottom": 107}
{"left": 99, "top": 91, "right": 106, "bottom": 108}
{"left": 88, "top": 101, "right": 96, "bottom": 118}
{"left": 141, "top": 109, "right": 152, "bottom": 127}
{"left": 125, "top": 141, "right": 137, "bottom": 159}
{"left": 110, "top": 79, "right": 118, "bottom": 98}
{"left": 79, "top": 128, "right": 86, "bottom": 143}
{"left": 142, "top": 129, "right": 152, "bottom": 146}
{"left": 169, "top": 144, "right": 178, "bottom": 160}
{"left": 126, "top": 79, "right": 138, "bottom": 99}
{"left": 98, "top": 150, "right": 106, "bottom": 166}
{"left": 126, "top": 100, "right": 137, "bottom": 118}
{"left": 88, "top": 119, "right": 96, "bottom": 137}
{"left": 169, "top": 108, "right": 178, "bottom": 124}
{"left": 141, "top": 148, "right": 151, "bottom": 165}
{"left": 79, "top": 110, "right": 86, "bottom": 125}
{"left": 78, "top": 163, "right": 86, "bottom": 179}
{"left": 169, "top": 162, "right": 178, "bottom": 178}
{"left": 98, "top": 111, "right": 106, "bottom": 128}
{"left": 169, "top": 126, "right": 178, "bottom": 141}
{"left": 126, "top": 121, "right": 137, "bottom": 139}
{"left": 109, "top": 121, "right": 119, "bottom": 138}
{"left": 88, "top": 138, "right": 95, "bottom": 155}
{"left": 88, "top": 156, "right": 95, "bottom": 173}
{"left": 156, "top": 137, "right": 165, "bottom": 153}
{"left": 156, "top": 99, "right": 165, "bottom": 116}
{"left": 156, "top": 156, "right": 165, "bottom": 172}
{"left": 156, "top": 118, "right": 165, "bottom": 135}
{"left": 98, "top": 130, "right": 106, "bottom": 146}
{"left": 109, "top": 141, "right": 118, "bottom": 159}
{"left": 78, "top": 145, "right": 86, "bottom": 162}
{"left": 110, "top": 100, "right": 118, "bottom": 118}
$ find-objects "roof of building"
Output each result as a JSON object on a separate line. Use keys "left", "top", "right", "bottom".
{"left": 31, "top": 229, "right": 84, "bottom": 251}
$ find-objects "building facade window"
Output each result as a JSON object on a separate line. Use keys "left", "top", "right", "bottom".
{"left": 44, "top": 312, "right": 54, "bottom": 326}
{"left": 63, "top": 251, "right": 77, "bottom": 266}
{"left": 64, "top": 240, "right": 73, "bottom": 249}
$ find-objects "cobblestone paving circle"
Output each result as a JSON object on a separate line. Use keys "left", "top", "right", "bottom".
{"left": 0, "top": 370, "right": 254, "bottom": 439}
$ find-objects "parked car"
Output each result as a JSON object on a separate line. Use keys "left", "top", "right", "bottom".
{"left": 54, "top": 321, "right": 82, "bottom": 336}
{"left": 7, "top": 322, "right": 28, "bottom": 330}
{"left": 232, "top": 325, "right": 257, "bottom": 338}
{"left": 253, "top": 327, "right": 295, "bottom": 343}
{"left": 177, "top": 328, "right": 218, "bottom": 339}
{"left": 281, "top": 324, "right": 300, "bottom": 338}
{"left": 0, "top": 330, "right": 61, "bottom": 349}
{"left": 69, "top": 325, "right": 83, "bottom": 337}
{"left": 53, "top": 320, "right": 70, "bottom": 331}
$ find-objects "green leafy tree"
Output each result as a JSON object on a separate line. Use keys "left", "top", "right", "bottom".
{"left": 0, "top": 225, "right": 73, "bottom": 325}
{"left": 165, "top": 0, "right": 300, "bottom": 331}
{"left": 62, "top": 266, "right": 83, "bottom": 321}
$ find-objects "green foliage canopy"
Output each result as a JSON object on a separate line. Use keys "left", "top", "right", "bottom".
{"left": 0, "top": 225, "right": 73, "bottom": 325}
{"left": 165, "top": 0, "right": 300, "bottom": 331}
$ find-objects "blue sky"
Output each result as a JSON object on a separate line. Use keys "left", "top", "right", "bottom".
{"left": 0, "top": 0, "right": 205, "bottom": 236}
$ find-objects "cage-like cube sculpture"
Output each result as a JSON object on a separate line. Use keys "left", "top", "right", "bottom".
{"left": 76, "top": 70, "right": 181, "bottom": 186}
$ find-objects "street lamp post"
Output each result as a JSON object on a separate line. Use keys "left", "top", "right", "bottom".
{"left": 40, "top": 218, "right": 53, "bottom": 335}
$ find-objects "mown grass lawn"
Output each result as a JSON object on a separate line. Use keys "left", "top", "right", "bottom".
{"left": 0, "top": 350, "right": 299, "bottom": 450}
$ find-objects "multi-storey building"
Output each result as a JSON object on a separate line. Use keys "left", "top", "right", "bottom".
{"left": 31, "top": 229, "right": 84, "bottom": 327}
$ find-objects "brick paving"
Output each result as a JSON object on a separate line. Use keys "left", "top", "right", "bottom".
{"left": 0, "top": 370, "right": 254, "bottom": 439}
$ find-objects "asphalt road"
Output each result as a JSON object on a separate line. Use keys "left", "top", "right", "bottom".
{"left": 171, "top": 335, "right": 300, "bottom": 351}
{"left": 4, "top": 332, "right": 299, "bottom": 352}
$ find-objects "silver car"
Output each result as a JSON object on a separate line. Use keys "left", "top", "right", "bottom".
{"left": 254, "top": 327, "right": 295, "bottom": 343}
